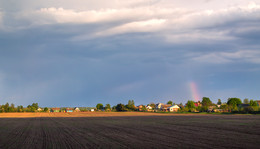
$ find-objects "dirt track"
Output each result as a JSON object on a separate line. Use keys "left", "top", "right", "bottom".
{"left": 0, "top": 114, "right": 260, "bottom": 148}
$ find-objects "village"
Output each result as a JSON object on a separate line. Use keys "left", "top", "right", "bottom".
{"left": 33, "top": 98, "right": 260, "bottom": 114}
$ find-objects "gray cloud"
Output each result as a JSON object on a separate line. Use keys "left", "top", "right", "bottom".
{"left": 0, "top": 1, "right": 260, "bottom": 106}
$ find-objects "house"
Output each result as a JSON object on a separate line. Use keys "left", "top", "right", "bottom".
{"left": 51, "top": 108, "right": 60, "bottom": 112}
{"left": 256, "top": 100, "right": 260, "bottom": 107}
{"left": 146, "top": 105, "right": 153, "bottom": 111}
{"left": 74, "top": 107, "right": 80, "bottom": 112}
{"left": 194, "top": 102, "right": 201, "bottom": 107}
{"left": 155, "top": 103, "right": 164, "bottom": 110}
{"left": 207, "top": 106, "right": 215, "bottom": 112}
{"left": 90, "top": 109, "right": 95, "bottom": 112}
{"left": 238, "top": 104, "right": 250, "bottom": 108}
{"left": 168, "top": 105, "right": 180, "bottom": 112}
{"left": 161, "top": 104, "right": 172, "bottom": 112}
{"left": 37, "top": 108, "right": 43, "bottom": 112}
{"left": 65, "top": 108, "right": 74, "bottom": 112}
{"left": 137, "top": 105, "right": 146, "bottom": 111}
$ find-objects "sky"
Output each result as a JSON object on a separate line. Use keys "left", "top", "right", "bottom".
{"left": 0, "top": 0, "right": 260, "bottom": 107}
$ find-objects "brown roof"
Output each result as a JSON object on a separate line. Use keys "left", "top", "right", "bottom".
{"left": 161, "top": 104, "right": 172, "bottom": 109}
{"left": 51, "top": 108, "right": 60, "bottom": 110}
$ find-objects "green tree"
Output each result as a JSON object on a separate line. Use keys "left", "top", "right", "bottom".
{"left": 96, "top": 103, "right": 104, "bottom": 110}
{"left": 202, "top": 97, "right": 212, "bottom": 107}
{"left": 217, "top": 99, "right": 222, "bottom": 105}
{"left": 243, "top": 98, "right": 249, "bottom": 104}
{"left": 43, "top": 107, "right": 49, "bottom": 112}
{"left": 167, "top": 100, "right": 173, "bottom": 105}
{"left": 141, "top": 106, "right": 147, "bottom": 111}
{"left": 249, "top": 100, "right": 257, "bottom": 106}
{"left": 32, "top": 103, "right": 39, "bottom": 109}
{"left": 4, "top": 102, "right": 9, "bottom": 112}
{"left": 149, "top": 103, "right": 156, "bottom": 109}
{"left": 10, "top": 103, "right": 15, "bottom": 112}
{"left": 220, "top": 104, "right": 229, "bottom": 111}
{"left": 17, "top": 105, "right": 24, "bottom": 112}
{"left": 26, "top": 103, "right": 39, "bottom": 112}
{"left": 105, "top": 104, "right": 111, "bottom": 110}
{"left": 115, "top": 103, "right": 126, "bottom": 111}
{"left": 186, "top": 100, "right": 195, "bottom": 111}
{"left": 126, "top": 100, "right": 135, "bottom": 111}
{"left": 201, "top": 97, "right": 212, "bottom": 112}
{"left": 227, "top": 98, "right": 242, "bottom": 111}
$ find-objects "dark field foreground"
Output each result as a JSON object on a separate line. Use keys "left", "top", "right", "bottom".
{"left": 0, "top": 115, "right": 260, "bottom": 149}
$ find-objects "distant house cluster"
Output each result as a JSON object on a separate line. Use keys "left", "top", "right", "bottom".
{"left": 136, "top": 103, "right": 180, "bottom": 112}
{"left": 45, "top": 107, "right": 96, "bottom": 113}
{"left": 155, "top": 103, "right": 180, "bottom": 112}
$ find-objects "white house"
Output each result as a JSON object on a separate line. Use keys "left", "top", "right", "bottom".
{"left": 146, "top": 106, "right": 153, "bottom": 110}
{"left": 156, "top": 103, "right": 164, "bottom": 110}
{"left": 168, "top": 105, "right": 180, "bottom": 112}
{"left": 74, "top": 107, "right": 80, "bottom": 112}
{"left": 90, "top": 109, "right": 95, "bottom": 112}
{"left": 146, "top": 105, "right": 153, "bottom": 111}
{"left": 37, "top": 108, "right": 43, "bottom": 112}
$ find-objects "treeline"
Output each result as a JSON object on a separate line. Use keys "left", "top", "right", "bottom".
{"left": 1, "top": 97, "right": 259, "bottom": 114}
{"left": 95, "top": 100, "right": 136, "bottom": 111}
{"left": 96, "top": 98, "right": 260, "bottom": 114}
{"left": 179, "top": 97, "right": 259, "bottom": 114}
{"left": 0, "top": 103, "right": 48, "bottom": 112}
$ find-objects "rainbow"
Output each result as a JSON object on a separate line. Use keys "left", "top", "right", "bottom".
{"left": 190, "top": 82, "right": 200, "bottom": 102}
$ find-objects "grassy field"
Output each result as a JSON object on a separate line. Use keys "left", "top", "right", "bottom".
{"left": 0, "top": 112, "right": 260, "bottom": 148}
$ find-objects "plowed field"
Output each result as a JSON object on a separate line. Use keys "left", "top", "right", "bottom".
{"left": 0, "top": 113, "right": 259, "bottom": 148}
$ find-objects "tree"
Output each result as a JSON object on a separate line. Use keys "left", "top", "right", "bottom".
{"left": 167, "top": 100, "right": 173, "bottom": 105}
{"left": 115, "top": 103, "right": 126, "bottom": 111}
{"left": 186, "top": 100, "right": 195, "bottom": 111}
{"left": 4, "top": 102, "right": 9, "bottom": 112}
{"left": 227, "top": 98, "right": 242, "bottom": 111}
{"left": 149, "top": 103, "right": 156, "bottom": 109}
{"left": 27, "top": 105, "right": 36, "bottom": 112}
{"left": 217, "top": 99, "right": 222, "bottom": 105}
{"left": 43, "top": 107, "right": 49, "bottom": 112}
{"left": 105, "top": 104, "right": 111, "bottom": 110}
{"left": 17, "top": 105, "right": 24, "bottom": 112}
{"left": 202, "top": 97, "right": 212, "bottom": 107}
{"left": 26, "top": 103, "right": 39, "bottom": 112}
{"left": 96, "top": 103, "right": 104, "bottom": 110}
{"left": 141, "top": 106, "right": 147, "bottom": 111}
{"left": 220, "top": 104, "right": 229, "bottom": 111}
{"left": 243, "top": 98, "right": 249, "bottom": 104}
{"left": 249, "top": 100, "right": 257, "bottom": 106}
{"left": 32, "top": 103, "right": 39, "bottom": 110}
{"left": 201, "top": 97, "right": 212, "bottom": 112}
{"left": 126, "top": 100, "right": 135, "bottom": 111}
{"left": 10, "top": 103, "right": 15, "bottom": 112}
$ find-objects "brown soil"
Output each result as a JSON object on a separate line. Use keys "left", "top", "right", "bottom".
{"left": 0, "top": 112, "right": 207, "bottom": 118}
{"left": 0, "top": 113, "right": 259, "bottom": 148}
